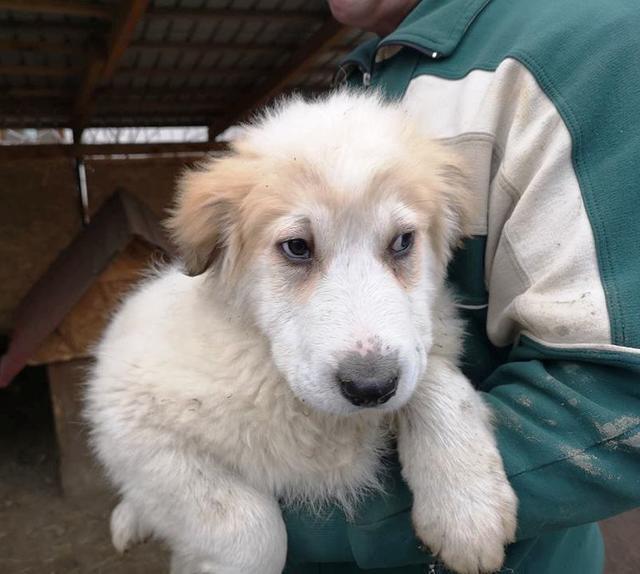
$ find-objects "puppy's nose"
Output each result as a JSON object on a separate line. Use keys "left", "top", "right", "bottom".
{"left": 337, "top": 352, "right": 399, "bottom": 407}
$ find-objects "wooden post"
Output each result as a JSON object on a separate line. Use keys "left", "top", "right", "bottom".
{"left": 47, "top": 359, "right": 111, "bottom": 501}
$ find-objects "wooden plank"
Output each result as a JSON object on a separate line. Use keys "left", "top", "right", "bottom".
{"left": 102, "top": 0, "right": 150, "bottom": 82}
{"left": 147, "top": 7, "right": 325, "bottom": 23}
{"left": 0, "top": 0, "right": 113, "bottom": 19}
{"left": 33, "top": 239, "right": 156, "bottom": 364}
{"left": 1, "top": 20, "right": 107, "bottom": 35}
{"left": 96, "top": 86, "right": 229, "bottom": 101}
{"left": 48, "top": 360, "right": 111, "bottom": 501}
{"left": 0, "top": 64, "right": 81, "bottom": 77}
{"left": 210, "top": 18, "right": 349, "bottom": 138}
{"left": 73, "top": 0, "right": 150, "bottom": 130}
{"left": 0, "top": 192, "right": 173, "bottom": 387}
{"left": 72, "top": 51, "right": 106, "bottom": 131}
{"left": 0, "top": 88, "right": 72, "bottom": 98}
{"left": 0, "top": 141, "right": 226, "bottom": 160}
{"left": 0, "top": 38, "right": 81, "bottom": 54}
{"left": 114, "top": 66, "right": 263, "bottom": 80}
{"left": 131, "top": 40, "right": 297, "bottom": 54}
{"left": 95, "top": 100, "right": 226, "bottom": 114}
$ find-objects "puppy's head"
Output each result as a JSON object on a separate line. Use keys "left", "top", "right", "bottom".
{"left": 167, "top": 91, "right": 470, "bottom": 415}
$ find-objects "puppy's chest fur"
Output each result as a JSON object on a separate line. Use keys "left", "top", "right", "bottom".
{"left": 94, "top": 271, "right": 459, "bottom": 512}
{"left": 129, "top": 360, "right": 390, "bottom": 510}
{"left": 95, "top": 272, "right": 392, "bottom": 510}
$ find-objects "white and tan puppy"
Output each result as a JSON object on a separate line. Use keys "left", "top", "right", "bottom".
{"left": 85, "top": 91, "right": 517, "bottom": 574}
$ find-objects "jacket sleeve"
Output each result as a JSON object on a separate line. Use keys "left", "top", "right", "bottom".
{"left": 481, "top": 342, "right": 640, "bottom": 541}
{"left": 285, "top": 346, "right": 640, "bottom": 571}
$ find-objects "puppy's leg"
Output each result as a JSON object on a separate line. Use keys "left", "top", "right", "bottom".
{"left": 111, "top": 498, "right": 152, "bottom": 553}
{"left": 119, "top": 451, "right": 286, "bottom": 574}
{"left": 397, "top": 357, "right": 517, "bottom": 574}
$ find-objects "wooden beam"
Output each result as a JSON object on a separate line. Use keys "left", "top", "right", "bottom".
{"left": 96, "top": 87, "right": 228, "bottom": 101}
{"left": 1, "top": 88, "right": 72, "bottom": 99}
{"left": 95, "top": 100, "right": 226, "bottom": 114}
{"left": 0, "top": 64, "right": 81, "bottom": 77}
{"left": 0, "top": 141, "right": 227, "bottom": 160}
{"left": 0, "top": 0, "right": 113, "bottom": 19}
{"left": 73, "top": 0, "right": 150, "bottom": 130}
{"left": 48, "top": 360, "right": 112, "bottom": 500}
{"left": 102, "top": 0, "right": 150, "bottom": 82}
{"left": 211, "top": 19, "right": 349, "bottom": 138}
{"left": 0, "top": 39, "right": 82, "bottom": 54}
{"left": 114, "top": 66, "right": 264, "bottom": 80}
{"left": 146, "top": 7, "right": 325, "bottom": 24}
{"left": 131, "top": 40, "right": 297, "bottom": 55}
{"left": 72, "top": 51, "right": 106, "bottom": 131}
{"left": 95, "top": 86, "right": 328, "bottom": 102}
{"left": 1, "top": 20, "right": 108, "bottom": 35}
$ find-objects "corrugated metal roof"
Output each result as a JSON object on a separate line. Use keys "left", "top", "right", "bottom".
{"left": 0, "top": 0, "right": 370, "bottom": 132}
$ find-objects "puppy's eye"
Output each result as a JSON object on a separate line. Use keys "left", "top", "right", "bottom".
{"left": 281, "top": 238, "right": 312, "bottom": 261}
{"left": 389, "top": 232, "right": 414, "bottom": 256}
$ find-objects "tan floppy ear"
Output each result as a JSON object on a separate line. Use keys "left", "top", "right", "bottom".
{"left": 435, "top": 151, "right": 472, "bottom": 258}
{"left": 423, "top": 144, "right": 473, "bottom": 266}
{"left": 165, "top": 154, "right": 252, "bottom": 276}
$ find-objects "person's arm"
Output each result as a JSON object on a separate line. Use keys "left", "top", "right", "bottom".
{"left": 284, "top": 337, "right": 640, "bottom": 571}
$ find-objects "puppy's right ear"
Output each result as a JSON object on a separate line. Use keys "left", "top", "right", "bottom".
{"left": 165, "top": 155, "right": 251, "bottom": 276}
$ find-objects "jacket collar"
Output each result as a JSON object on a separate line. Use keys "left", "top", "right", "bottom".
{"left": 337, "top": 0, "right": 491, "bottom": 81}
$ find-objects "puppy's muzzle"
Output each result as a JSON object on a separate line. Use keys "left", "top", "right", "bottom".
{"left": 337, "top": 351, "right": 399, "bottom": 407}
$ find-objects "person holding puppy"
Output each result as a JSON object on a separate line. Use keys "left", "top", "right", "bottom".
{"left": 283, "top": 0, "right": 640, "bottom": 572}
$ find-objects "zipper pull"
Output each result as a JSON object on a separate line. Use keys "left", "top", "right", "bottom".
{"left": 362, "top": 71, "right": 371, "bottom": 87}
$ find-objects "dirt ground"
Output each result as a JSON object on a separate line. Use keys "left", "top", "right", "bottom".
{"left": 0, "top": 369, "right": 167, "bottom": 574}
{"left": 1, "top": 368, "right": 638, "bottom": 574}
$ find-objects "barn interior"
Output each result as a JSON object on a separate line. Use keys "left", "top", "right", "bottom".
{"left": 0, "top": 1, "right": 637, "bottom": 572}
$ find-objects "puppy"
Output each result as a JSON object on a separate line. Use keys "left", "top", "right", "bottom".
{"left": 85, "top": 91, "right": 517, "bottom": 574}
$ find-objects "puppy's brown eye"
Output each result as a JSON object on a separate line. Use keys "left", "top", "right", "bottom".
{"left": 389, "top": 232, "right": 414, "bottom": 256}
{"left": 281, "top": 238, "right": 312, "bottom": 261}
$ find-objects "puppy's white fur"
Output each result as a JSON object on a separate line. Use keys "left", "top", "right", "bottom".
{"left": 85, "top": 91, "right": 517, "bottom": 574}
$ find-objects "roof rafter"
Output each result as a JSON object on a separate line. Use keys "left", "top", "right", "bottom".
{"left": 2, "top": 20, "right": 108, "bottom": 35}
{"left": 72, "top": 0, "right": 150, "bottom": 132}
{"left": 130, "top": 40, "right": 298, "bottom": 55}
{"left": 146, "top": 7, "right": 324, "bottom": 24}
{"left": 0, "top": 0, "right": 113, "bottom": 19}
{"left": 0, "top": 142, "right": 226, "bottom": 160}
{"left": 0, "top": 39, "right": 85, "bottom": 54}
{"left": 0, "top": 64, "right": 81, "bottom": 77}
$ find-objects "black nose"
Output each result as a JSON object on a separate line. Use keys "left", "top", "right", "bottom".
{"left": 337, "top": 351, "right": 399, "bottom": 407}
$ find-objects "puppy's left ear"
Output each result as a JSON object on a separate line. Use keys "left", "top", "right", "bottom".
{"left": 165, "top": 154, "right": 251, "bottom": 276}
{"left": 426, "top": 146, "right": 473, "bottom": 266}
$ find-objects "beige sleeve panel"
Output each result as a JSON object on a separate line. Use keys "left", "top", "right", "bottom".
{"left": 403, "top": 58, "right": 616, "bottom": 350}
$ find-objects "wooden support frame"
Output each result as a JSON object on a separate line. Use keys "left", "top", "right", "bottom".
{"left": 73, "top": 0, "right": 151, "bottom": 132}
{"left": 0, "top": 88, "right": 72, "bottom": 98}
{"left": 0, "top": 141, "right": 226, "bottom": 160}
{"left": 0, "top": 64, "right": 81, "bottom": 77}
{"left": 0, "top": 39, "right": 83, "bottom": 54}
{"left": 48, "top": 359, "right": 111, "bottom": 500}
{"left": 130, "top": 40, "right": 298, "bottom": 55}
{"left": 3, "top": 20, "right": 108, "bottom": 35}
{"left": 146, "top": 7, "right": 325, "bottom": 24}
{"left": 0, "top": 0, "right": 113, "bottom": 19}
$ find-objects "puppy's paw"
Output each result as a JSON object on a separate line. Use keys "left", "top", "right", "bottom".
{"left": 111, "top": 500, "right": 151, "bottom": 554}
{"left": 413, "top": 468, "right": 517, "bottom": 574}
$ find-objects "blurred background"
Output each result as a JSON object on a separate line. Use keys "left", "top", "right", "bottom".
{"left": 0, "top": 1, "right": 637, "bottom": 572}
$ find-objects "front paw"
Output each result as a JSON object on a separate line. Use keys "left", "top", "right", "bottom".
{"left": 413, "top": 470, "right": 517, "bottom": 574}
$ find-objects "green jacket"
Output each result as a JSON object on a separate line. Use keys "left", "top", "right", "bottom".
{"left": 283, "top": 0, "right": 640, "bottom": 572}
